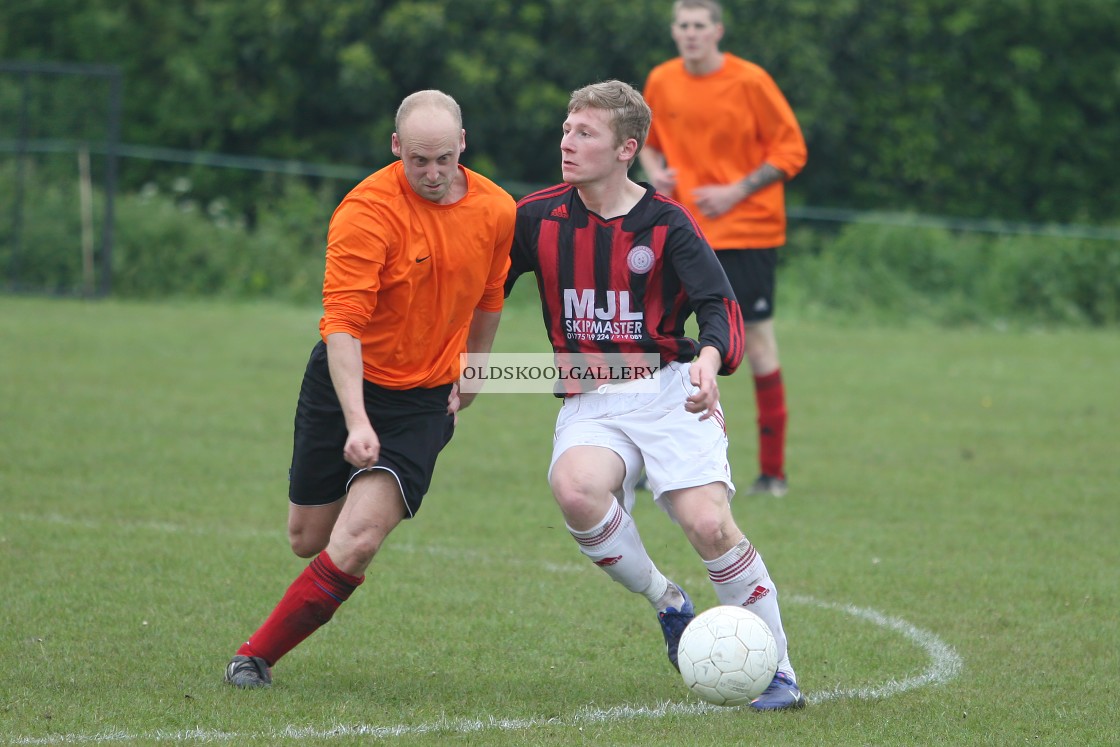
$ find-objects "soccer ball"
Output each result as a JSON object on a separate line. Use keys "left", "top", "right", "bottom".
{"left": 678, "top": 605, "right": 778, "bottom": 707}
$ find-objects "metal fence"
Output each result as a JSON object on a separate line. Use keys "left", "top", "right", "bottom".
{"left": 0, "top": 60, "right": 122, "bottom": 296}
{"left": 3, "top": 60, "right": 1116, "bottom": 299}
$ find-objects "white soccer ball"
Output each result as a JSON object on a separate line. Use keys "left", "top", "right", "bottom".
{"left": 678, "top": 605, "right": 778, "bottom": 707}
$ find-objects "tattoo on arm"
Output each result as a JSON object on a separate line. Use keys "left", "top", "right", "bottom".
{"left": 739, "top": 163, "right": 786, "bottom": 197}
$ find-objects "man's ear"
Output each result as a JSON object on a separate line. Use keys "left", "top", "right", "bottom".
{"left": 619, "top": 137, "right": 639, "bottom": 164}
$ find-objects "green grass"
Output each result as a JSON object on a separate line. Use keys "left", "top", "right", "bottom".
{"left": 1, "top": 293, "right": 1117, "bottom": 746}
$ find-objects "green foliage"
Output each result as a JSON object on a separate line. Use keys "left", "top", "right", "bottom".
{"left": 0, "top": 180, "right": 71, "bottom": 292}
{"left": 111, "top": 177, "right": 330, "bottom": 303}
{"left": 784, "top": 222, "right": 1120, "bottom": 326}
{"left": 983, "top": 235, "right": 1120, "bottom": 325}
{"left": 5, "top": 0, "right": 1119, "bottom": 316}
{"left": 744, "top": 0, "right": 1120, "bottom": 222}
{"left": 5, "top": 0, "right": 1117, "bottom": 223}
{"left": 0, "top": 162, "right": 331, "bottom": 302}
{"left": 111, "top": 190, "right": 241, "bottom": 297}
{"left": 5, "top": 155, "right": 1117, "bottom": 326}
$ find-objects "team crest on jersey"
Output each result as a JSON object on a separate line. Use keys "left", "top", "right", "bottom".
{"left": 627, "top": 245, "right": 655, "bottom": 275}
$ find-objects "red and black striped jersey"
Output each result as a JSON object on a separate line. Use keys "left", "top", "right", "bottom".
{"left": 505, "top": 182, "right": 744, "bottom": 376}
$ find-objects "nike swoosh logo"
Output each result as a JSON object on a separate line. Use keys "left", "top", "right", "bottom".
{"left": 415, "top": 256, "right": 431, "bottom": 263}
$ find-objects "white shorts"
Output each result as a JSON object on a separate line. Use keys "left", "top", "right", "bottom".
{"left": 548, "top": 361, "right": 736, "bottom": 521}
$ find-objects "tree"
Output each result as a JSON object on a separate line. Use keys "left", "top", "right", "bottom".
{"left": 3, "top": 0, "right": 1117, "bottom": 221}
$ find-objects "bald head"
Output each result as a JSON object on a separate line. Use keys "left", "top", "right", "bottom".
{"left": 395, "top": 90, "right": 463, "bottom": 134}
{"left": 392, "top": 90, "right": 468, "bottom": 204}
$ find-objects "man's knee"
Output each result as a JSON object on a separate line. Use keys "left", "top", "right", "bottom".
{"left": 287, "top": 502, "right": 342, "bottom": 558}
{"left": 666, "top": 484, "right": 740, "bottom": 553}
{"left": 550, "top": 468, "right": 600, "bottom": 513}
{"left": 288, "top": 526, "right": 329, "bottom": 558}
{"left": 549, "top": 466, "right": 619, "bottom": 529}
{"left": 683, "top": 510, "right": 735, "bottom": 546}
{"left": 744, "top": 322, "right": 779, "bottom": 373}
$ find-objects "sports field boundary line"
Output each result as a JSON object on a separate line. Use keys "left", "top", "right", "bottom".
{"left": 4, "top": 510, "right": 589, "bottom": 574}
{"left": 4, "top": 596, "right": 962, "bottom": 745}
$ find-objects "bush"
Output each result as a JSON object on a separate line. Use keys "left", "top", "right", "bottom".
{"left": 112, "top": 191, "right": 239, "bottom": 297}
{"left": 5, "top": 163, "right": 1118, "bottom": 327}
{"left": 0, "top": 159, "right": 99, "bottom": 294}
{"left": 782, "top": 221, "right": 1120, "bottom": 326}
{"left": 983, "top": 236, "right": 1120, "bottom": 325}
{"left": 209, "top": 178, "right": 332, "bottom": 304}
{"left": 109, "top": 177, "right": 332, "bottom": 303}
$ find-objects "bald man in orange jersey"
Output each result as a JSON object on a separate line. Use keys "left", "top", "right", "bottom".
{"left": 224, "top": 90, "right": 515, "bottom": 689}
{"left": 641, "top": 0, "right": 807, "bottom": 499}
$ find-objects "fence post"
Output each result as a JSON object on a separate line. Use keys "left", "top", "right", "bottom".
{"left": 9, "top": 69, "right": 30, "bottom": 287}
{"left": 100, "top": 68, "right": 122, "bottom": 297}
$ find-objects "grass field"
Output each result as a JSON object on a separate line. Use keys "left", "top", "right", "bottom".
{"left": 1, "top": 293, "right": 1117, "bottom": 746}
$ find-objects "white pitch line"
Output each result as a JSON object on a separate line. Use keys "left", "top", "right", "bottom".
{"left": 4, "top": 595, "right": 962, "bottom": 745}
{"left": 3, "top": 511, "right": 589, "bottom": 572}
{"left": 7, "top": 703, "right": 721, "bottom": 745}
{"left": 788, "top": 594, "right": 964, "bottom": 702}
{"left": 5, "top": 511, "right": 234, "bottom": 538}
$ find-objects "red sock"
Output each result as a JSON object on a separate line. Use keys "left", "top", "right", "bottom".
{"left": 754, "top": 369, "right": 787, "bottom": 479}
{"left": 237, "top": 551, "right": 364, "bottom": 666}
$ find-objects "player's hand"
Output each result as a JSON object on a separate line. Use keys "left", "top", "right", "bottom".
{"left": 685, "top": 347, "right": 722, "bottom": 420}
{"left": 685, "top": 360, "right": 720, "bottom": 421}
{"left": 651, "top": 167, "right": 677, "bottom": 196}
{"left": 343, "top": 422, "right": 380, "bottom": 468}
{"left": 692, "top": 183, "right": 745, "bottom": 219}
{"left": 447, "top": 382, "right": 466, "bottom": 426}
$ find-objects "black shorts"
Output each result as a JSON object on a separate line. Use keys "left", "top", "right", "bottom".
{"left": 288, "top": 340, "right": 455, "bottom": 518}
{"left": 716, "top": 248, "right": 779, "bottom": 322}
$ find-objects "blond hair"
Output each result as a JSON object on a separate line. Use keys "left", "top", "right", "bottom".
{"left": 672, "top": 0, "right": 723, "bottom": 24}
{"left": 568, "top": 80, "right": 651, "bottom": 168}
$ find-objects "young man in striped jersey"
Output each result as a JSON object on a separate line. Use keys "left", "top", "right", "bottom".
{"left": 504, "top": 80, "right": 804, "bottom": 710}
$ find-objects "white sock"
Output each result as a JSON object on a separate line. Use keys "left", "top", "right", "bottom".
{"left": 704, "top": 538, "right": 795, "bottom": 680}
{"left": 568, "top": 500, "right": 669, "bottom": 607}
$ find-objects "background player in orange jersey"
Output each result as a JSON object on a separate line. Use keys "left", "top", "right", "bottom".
{"left": 224, "top": 90, "right": 516, "bottom": 688}
{"left": 640, "top": 0, "right": 807, "bottom": 498}
{"left": 506, "top": 80, "right": 805, "bottom": 711}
